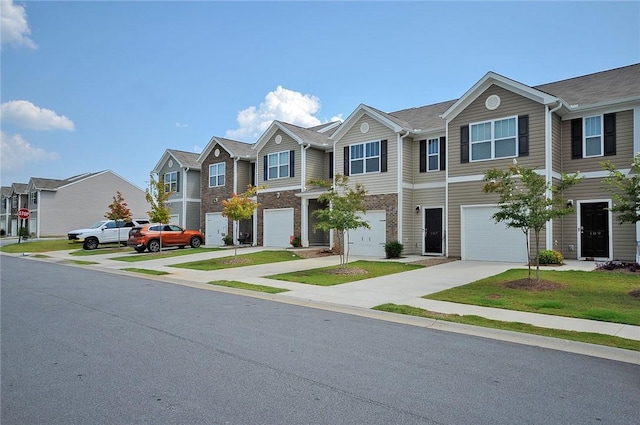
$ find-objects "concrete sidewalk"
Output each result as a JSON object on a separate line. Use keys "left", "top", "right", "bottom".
{"left": 9, "top": 246, "right": 640, "bottom": 363}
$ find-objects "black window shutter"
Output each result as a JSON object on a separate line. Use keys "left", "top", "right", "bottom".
{"left": 439, "top": 136, "right": 446, "bottom": 171}
{"left": 263, "top": 155, "right": 268, "bottom": 181}
{"left": 460, "top": 125, "right": 469, "bottom": 163}
{"left": 604, "top": 113, "right": 616, "bottom": 156}
{"left": 380, "top": 140, "right": 388, "bottom": 172}
{"left": 176, "top": 171, "right": 180, "bottom": 192}
{"left": 251, "top": 163, "right": 256, "bottom": 186}
{"left": 289, "top": 150, "right": 295, "bottom": 177}
{"left": 343, "top": 146, "right": 350, "bottom": 176}
{"left": 518, "top": 115, "right": 529, "bottom": 156}
{"left": 571, "top": 118, "right": 583, "bottom": 159}
{"left": 419, "top": 140, "right": 426, "bottom": 173}
{"left": 329, "top": 152, "right": 334, "bottom": 178}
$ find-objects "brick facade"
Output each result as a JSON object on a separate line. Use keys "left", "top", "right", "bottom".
{"left": 256, "top": 190, "right": 301, "bottom": 246}
{"left": 200, "top": 144, "right": 236, "bottom": 235}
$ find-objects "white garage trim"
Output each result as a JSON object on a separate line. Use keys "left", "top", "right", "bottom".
{"left": 461, "top": 205, "right": 528, "bottom": 263}
{"left": 263, "top": 208, "right": 294, "bottom": 248}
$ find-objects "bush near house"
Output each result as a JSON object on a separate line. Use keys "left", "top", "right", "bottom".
{"left": 538, "top": 250, "right": 564, "bottom": 265}
{"left": 384, "top": 241, "right": 404, "bottom": 259}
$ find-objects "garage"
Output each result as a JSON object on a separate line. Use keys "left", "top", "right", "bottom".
{"left": 205, "top": 212, "right": 228, "bottom": 246}
{"left": 347, "top": 210, "right": 386, "bottom": 258}
{"left": 263, "top": 208, "right": 294, "bottom": 247}
{"left": 461, "top": 205, "right": 528, "bottom": 262}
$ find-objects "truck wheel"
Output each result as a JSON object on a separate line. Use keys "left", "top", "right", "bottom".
{"left": 83, "top": 237, "right": 99, "bottom": 250}
{"left": 148, "top": 239, "right": 161, "bottom": 253}
{"left": 190, "top": 237, "right": 202, "bottom": 248}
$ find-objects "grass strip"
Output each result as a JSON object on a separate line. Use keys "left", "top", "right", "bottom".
{"left": 425, "top": 269, "right": 640, "bottom": 325}
{"left": 208, "top": 280, "right": 288, "bottom": 294}
{"left": 121, "top": 268, "right": 169, "bottom": 276}
{"left": 0, "top": 239, "right": 78, "bottom": 253}
{"left": 374, "top": 303, "right": 640, "bottom": 352}
{"left": 67, "top": 260, "right": 99, "bottom": 265}
{"left": 268, "top": 260, "right": 424, "bottom": 286}
{"left": 111, "top": 247, "right": 222, "bottom": 262}
{"left": 171, "top": 250, "right": 302, "bottom": 270}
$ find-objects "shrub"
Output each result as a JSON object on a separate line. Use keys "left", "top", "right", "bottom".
{"left": 222, "top": 235, "right": 234, "bottom": 246}
{"left": 290, "top": 236, "right": 302, "bottom": 248}
{"left": 596, "top": 260, "right": 639, "bottom": 272}
{"left": 384, "top": 240, "right": 404, "bottom": 259}
{"left": 0, "top": 229, "right": 5, "bottom": 237}
{"left": 18, "top": 227, "right": 30, "bottom": 238}
{"left": 538, "top": 249, "right": 563, "bottom": 265}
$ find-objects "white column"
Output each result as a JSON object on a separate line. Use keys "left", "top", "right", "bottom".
{"left": 634, "top": 106, "right": 640, "bottom": 262}
{"left": 301, "top": 197, "right": 309, "bottom": 248}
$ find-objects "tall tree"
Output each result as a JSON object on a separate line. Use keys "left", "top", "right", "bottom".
{"left": 482, "top": 161, "right": 582, "bottom": 282}
{"left": 105, "top": 191, "right": 133, "bottom": 245}
{"left": 601, "top": 153, "right": 640, "bottom": 224}
{"left": 145, "top": 175, "right": 173, "bottom": 224}
{"left": 221, "top": 185, "right": 261, "bottom": 259}
{"left": 311, "top": 174, "right": 369, "bottom": 268}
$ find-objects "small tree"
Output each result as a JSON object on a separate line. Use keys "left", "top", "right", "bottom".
{"left": 221, "top": 185, "right": 261, "bottom": 259}
{"left": 311, "top": 174, "right": 369, "bottom": 268}
{"left": 482, "top": 161, "right": 582, "bottom": 282}
{"left": 601, "top": 153, "right": 640, "bottom": 224}
{"left": 145, "top": 175, "right": 174, "bottom": 251}
{"left": 105, "top": 191, "right": 133, "bottom": 244}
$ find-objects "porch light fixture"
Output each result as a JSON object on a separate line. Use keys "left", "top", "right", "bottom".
{"left": 415, "top": 206, "right": 420, "bottom": 214}
{"left": 566, "top": 200, "right": 573, "bottom": 208}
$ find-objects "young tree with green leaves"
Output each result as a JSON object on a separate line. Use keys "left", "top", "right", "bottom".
{"left": 482, "top": 161, "right": 582, "bottom": 282}
{"left": 145, "top": 175, "right": 173, "bottom": 224}
{"left": 105, "top": 190, "right": 133, "bottom": 245}
{"left": 221, "top": 185, "right": 262, "bottom": 259}
{"left": 601, "top": 153, "right": 640, "bottom": 224}
{"left": 311, "top": 174, "right": 370, "bottom": 268}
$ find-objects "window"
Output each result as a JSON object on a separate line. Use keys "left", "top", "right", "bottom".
{"left": 209, "top": 163, "right": 225, "bottom": 187}
{"left": 470, "top": 117, "right": 517, "bottom": 161}
{"left": 350, "top": 141, "right": 380, "bottom": 175}
{"left": 584, "top": 115, "right": 602, "bottom": 157}
{"left": 427, "top": 139, "right": 439, "bottom": 171}
{"left": 164, "top": 171, "right": 178, "bottom": 193}
{"left": 31, "top": 192, "right": 37, "bottom": 205}
{"left": 268, "top": 151, "right": 290, "bottom": 179}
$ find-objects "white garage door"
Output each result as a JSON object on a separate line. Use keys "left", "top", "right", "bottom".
{"left": 348, "top": 210, "right": 386, "bottom": 258}
{"left": 205, "top": 212, "right": 228, "bottom": 246}
{"left": 462, "top": 206, "right": 528, "bottom": 263}
{"left": 263, "top": 208, "right": 294, "bottom": 247}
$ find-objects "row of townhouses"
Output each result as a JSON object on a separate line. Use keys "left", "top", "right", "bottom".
{"left": 3, "top": 64, "right": 639, "bottom": 263}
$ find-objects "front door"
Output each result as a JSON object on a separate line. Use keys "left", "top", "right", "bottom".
{"left": 424, "top": 208, "right": 443, "bottom": 254}
{"left": 580, "top": 202, "right": 609, "bottom": 258}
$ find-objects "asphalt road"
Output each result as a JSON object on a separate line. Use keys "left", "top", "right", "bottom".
{"left": 2, "top": 256, "right": 638, "bottom": 425}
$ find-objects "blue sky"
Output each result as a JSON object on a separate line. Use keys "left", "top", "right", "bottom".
{"left": 1, "top": 0, "right": 639, "bottom": 190}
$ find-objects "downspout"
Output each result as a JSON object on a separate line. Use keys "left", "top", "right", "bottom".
{"left": 233, "top": 157, "right": 240, "bottom": 244}
{"left": 398, "top": 130, "right": 411, "bottom": 245}
{"left": 545, "top": 101, "right": 563, "bottom": 250}
{"left": 36, "top": 191, "right": 41, "bottom": 239}
{"left": 634, "top": 105, "right": 640, "bottom": 263}
{"left": 182, "top": 167, "right": 189, "bottom": 227}
{"left": 301, "top": 143, "right": 311, "bottom": 247}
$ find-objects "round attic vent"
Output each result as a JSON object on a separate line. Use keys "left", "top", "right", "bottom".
{"left": 168, "top": 159, "right": 173, "bottom": 167}
{"left": 275, "top": 135, "right": 282, "bottom": 144}
{"left": 360, "top": 122, "right": 369, "bottom": 134}
{"left": 214, "top": 148, "right": 220, "bottom": 157}
{"left": 485, "top": 94, "right": 501, "bottom": 110}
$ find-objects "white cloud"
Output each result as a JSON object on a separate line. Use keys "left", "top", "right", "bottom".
{"left": 175, "top": 122, "right": 189, "bottom": 128}
{"left": 226, "top": 86, "right": 331, "bottom": 141}
{"left": 0, "top": 0, "right": 37, "bottom": 49}
{"left": 192, "top": 145, "right": 202, "bottom": 154}
{"left": 1, "top": 100, "right": 75, "bottom": 131}
{"left": 0, "top": 131, "right": 60, "bottom": 171}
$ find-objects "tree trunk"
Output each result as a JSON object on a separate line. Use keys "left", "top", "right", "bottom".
{"left": 534, "top": 230, "right": 541, "bottom": 282}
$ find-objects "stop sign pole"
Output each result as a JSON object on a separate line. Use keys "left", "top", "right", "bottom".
{"left": 17, "top": 208, "right": 30, "bottom": 243}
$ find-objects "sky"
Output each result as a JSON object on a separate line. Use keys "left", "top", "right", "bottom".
{"left": 1, "top": 0, "right": 639, "bottom": 190}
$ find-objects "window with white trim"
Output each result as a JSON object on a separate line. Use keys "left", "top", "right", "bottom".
{"left": 164, "top": 171, "right": 178, "bottom": 193}
{"left": 470, "top": 116, "right": 517, "bottom": 161}
{"left": 268, "top": 151, "right": 290, "bottom": 179}
{"left": 584, "top": 115, "right": 603, "bottom": 157}
{"left": 427, "top": 138, "right": 439, "bottom": 171}
{"left": 31, "top": 191, "right": 37, "bottom": 205}
{"left": 209, "top": 163, "right": 225, "bottom": 187}
{"left": 350, "top": 141, "right": 380, "bottom": 174}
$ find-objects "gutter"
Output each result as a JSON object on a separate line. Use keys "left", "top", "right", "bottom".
{"left": 545, "top": 101, "right": 563, "bottom": 250}
{"left": 398, "top": 130, "right": 411, "bottom": 244}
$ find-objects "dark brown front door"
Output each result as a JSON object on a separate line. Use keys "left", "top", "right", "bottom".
{"left": 424, "top": 208, "right": 443, "bottom": 254}
{"left": 580, "top": 202, "right": 609, "bottom": 258}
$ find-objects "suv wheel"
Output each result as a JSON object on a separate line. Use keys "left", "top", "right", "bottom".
{"left": 190, "top": 236, "right": 202, "bottom": 248}
{"left": 83, "top": 237, "right": 99, "bottom": 250}
{"left": 134, "top": 247, "right": 146, "bottom": 253}
{"left": 148, "top": 239, "right": 161, "bottom": 253}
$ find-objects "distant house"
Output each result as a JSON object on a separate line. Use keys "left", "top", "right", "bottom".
{"left": 1, "top": 183, "right": 28, "bottom": 236}
{"left": 198, "top": 136, "right": 255, "bottom": 246}
{"left": 151, "top": 149, "right": 201, "bottom": 230}
{"left": 25, "top": 170, "right": 148, "bottom": 237}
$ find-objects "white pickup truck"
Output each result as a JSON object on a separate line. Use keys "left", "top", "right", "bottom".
{"left": 68, "top": 219, "right": 150, "bottom": 250}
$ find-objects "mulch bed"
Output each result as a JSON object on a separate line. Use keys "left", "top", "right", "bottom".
{"left": 503, "top": 278, "right": 567, "bottom": 291}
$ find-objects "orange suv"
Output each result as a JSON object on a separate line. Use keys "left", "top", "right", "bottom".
{"left": 127, "top": 224, "right": 204, "bottom": 253}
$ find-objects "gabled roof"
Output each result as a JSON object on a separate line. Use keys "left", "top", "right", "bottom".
{"left": 152, "top": 149, "right": 201, "bottom": 174}
{"left": 330, "top": 104, "right": 410, "bottom": 142}
{"left": 388, "top": 99, "right": 457, "bottom": 135}
{"left": 252, "top": 120, "right": 333, "bottom": 152}
{"left": 30, "top": 177, "right": 67, "bottom": 190}
{"left": 10, "top": 183, "right": 28, "bottom": 195}
{"left": 441, "top": 71, "right": 559, "bottom": 121}
{"left": 533, "top": 63, "right": 640, "bottom": 109}
{"left": 306, "top": 121, "right": 342, "bottom": 135}
{"left": 197, "top": 136, "right": 255, "bottom": 164}
{"left": 1, "top": 186, "right": 11, "bottom": 198}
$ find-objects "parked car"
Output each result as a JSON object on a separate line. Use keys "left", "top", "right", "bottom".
{"left": 68, "top": 218, "right": 150, "bottom": 250}
{"left": 127, "top": 224, "right": 204, "bottom": 253}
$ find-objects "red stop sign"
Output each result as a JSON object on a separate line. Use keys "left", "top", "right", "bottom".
{"left": 18, "top": 208, "right": 30, "bottom": 219}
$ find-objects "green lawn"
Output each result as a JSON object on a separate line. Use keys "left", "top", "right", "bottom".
{"left": 121, "top": 267, "right": 170, "bottom": 276}
{"left": 110, "top": 247, "right": 222, "bottom": 262}
{"left": 267, "top": 260, "right": 424, "bottom": 286}
{"left": 425, "top": 269, "right": 640, "bottom": 325}
{"left": 0, "top": 239, "right": 78, "bottom": 253}
{"left": 207, "top": 280, "right": 289, "bottom": 294}
{"left": 170, "top": 250, "right": 302, "bottom": 270}
{"left": 374, "top": 303, "right": 640, "bottom": 352}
